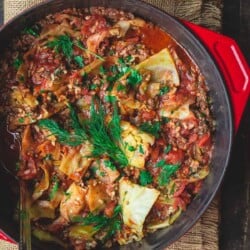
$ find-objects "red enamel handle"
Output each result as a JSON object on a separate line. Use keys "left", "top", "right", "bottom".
{"left": 183, "top": 21, "right": 250, "bottom": 132}
{"left": 0, "top": 229, "right": 16, "bottom": 244}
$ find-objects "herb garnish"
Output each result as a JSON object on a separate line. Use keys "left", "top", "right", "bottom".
{"left": 156, "top": 159, "right": 166, "bottom": 168}
{"left": 39, "top": 104, "right": 87, "bottom": 146}
{"left": 157, "top": 162, "right": 180, "bottom": 186}
{"left": 39, "top": 101, "right": 127, "bottom": 165}
{"left": 74, "top": 55, "right": 84, "bottom": 68}
{"left": 68, "top": 104, "right": 88, "bottom": 140}
{"left": 13, "top": 57, "right": 23, "bottom": 70}
{"left": 127, "top": 145, "right": 136, "bottom": 152}
{"left": 162, "top": 117, "right": 170, "bottom": 124}
{"left": 125, "top": 55, "right": 133, "bottom": 62}
{"left": 18, "top": 117, "right": 24, "bottom": 124}
{"left": 104, "top": 95, "right": 117, "bottom": 103}
{"left": 99, "top": 65, "right": 106, "bottom": 74}
{"left": 89, "top": 84, "right": 98, "bottom": 90}
{"left": 49, "top": 176, "right": 59, "bottom": 200}
{"left": 164, "top": 145, "right": 172, "bottom": 154}
{"left": 88, "top": 101, "right": 128, "bottom": 166}
{"left": 107, "top": 56, "right": 140, "bottom": 90}
{"left": 139, "top": 121, "right": 161, "bottom": 138}
{"left": 117, "top": 83, "right": 126, "bottom": 92}
{"left": 118, "top": 58, "right": 130, "bottom": 74}
{"left": 104, "top": 160, "right": 116, "bottom": 171}
{"left": 107, "top": 64, "right": 126, "bottom": 88}
{"left": 100, "top": 171, "right": 106, "bottom": 177}
{"left": 139, "top": 170, "right": 153, "bottom": 186}
{"left": 159, "top": 86, "right": 170, "bottom": 96}
{"left": 23, "top": 25, "right": 40, "bottom": 37}
{"left": 72, "top": 205, "right": 122, "bottom": 241}
{"left": 47, "top": 35, "right": 73, "bottom": 59}
{"left": 139, "top": 145, "right": 144, "bottom": 154}
{"left": 38, "top": 119, "right": 86, "bottom": 146}
{"left": 108, "top": 101, "right": 122, "bottom": 142}
{"left": 127, "top": 69, "right": 142, "bottom": 87}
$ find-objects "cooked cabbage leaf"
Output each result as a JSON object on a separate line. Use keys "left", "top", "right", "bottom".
{"left": 119, "top": 178, "right": 160, "bottom": 235}
{"left": 121, "top": 121, "right": 155, "bottom": 169}
{"left": 60, "top": 183, "right": 86, "bottom": 221}
{"left": 135, "top": 48, "right": 179, "bottom": 86}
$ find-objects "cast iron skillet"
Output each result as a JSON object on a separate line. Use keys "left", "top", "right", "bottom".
{"left": 0, "top": 0, "right": 233, "bottom": 249}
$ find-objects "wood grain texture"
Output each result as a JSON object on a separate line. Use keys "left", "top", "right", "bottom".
{"left": 220, "top": 1, "right": 250, "bottom": 249}
{"left": 0, "top": 0, "right": 3, "bottom": 24}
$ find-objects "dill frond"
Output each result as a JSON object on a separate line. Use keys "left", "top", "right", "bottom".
{"left": 38, "top": 119, "right": 85, "bottom": 146}
{"left": 108, "top": 102, "right": 122, "bottom": 142}
{"left": 68, "top": 104, "right": 88, "bottom": 140}
{"left": 88, "top": 101, "right": 128, "bottom": 166}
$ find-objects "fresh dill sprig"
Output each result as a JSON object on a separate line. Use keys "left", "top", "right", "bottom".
{"left": 68, "top": 104, "right": 88, "bottom": 140}
{"left": 104, "top": 205, "right": 122, "bottom": 241}
{"left": 104, "top": 160, "right": 117, "bottom": 171}
{"left": 38, "top": 118, "right": 85, "bottom": 146}
{"left": 139, "top": 121, "right": 161, "bottom": 138}
{"left": 108, "top": 102, "right": 122, "bottom": 142}
{"left": 72, "top": 205, "right": 122, "bottom": 241}
{"left": 88, "top": 100, "right": 128, "bottom": 166}
{"left": 72, "top": 213, "right": 108, "bottom": 230}
{"left": 39, "top": 102, "right": 127, "bottom": 165}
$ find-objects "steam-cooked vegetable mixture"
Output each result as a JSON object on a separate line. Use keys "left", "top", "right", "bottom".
{"left": 0, "top": 7, "right": 214, "bottom": 250}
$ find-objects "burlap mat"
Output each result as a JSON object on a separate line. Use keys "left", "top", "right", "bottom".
{"left": 0, "top": 239, "right": 18, "bottom": 250}
{"left": 3, "top": 1, "right": 222, "bottom": 250}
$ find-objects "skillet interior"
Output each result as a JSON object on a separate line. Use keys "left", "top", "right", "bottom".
{"left": 0, "top": 0, "right": 233, "bottom": 249}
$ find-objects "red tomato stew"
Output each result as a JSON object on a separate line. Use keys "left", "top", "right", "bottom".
{"left": 0, "top": 7, "right": 214, "bottom": 249}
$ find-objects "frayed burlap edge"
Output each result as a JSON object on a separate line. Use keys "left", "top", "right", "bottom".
{"left": 166, "top": 196, "right": 220, "bottom": 250}
{"left": 4, "top": 0, "right": 222, "bottom": 31}
{"left": 143, "top": 0, "right": 222, "bottom": 31}
{"left": 4, "top": 0, "right": 44, "bottom": 22}
{"left": 0, "top": 240, "right": 18, "bottom": 250}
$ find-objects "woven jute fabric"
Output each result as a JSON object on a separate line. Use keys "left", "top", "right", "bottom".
{"left": 4, "top": 0, "right": 223, "bottom": 31}
{"left": 0, "top": 239, "right": 18, "bottom": 250}
{"left": 3, "top": 1, "right": 222, "bottom": 249}
{"left": 143, "top": 0, "right": 222, "bottom": 31}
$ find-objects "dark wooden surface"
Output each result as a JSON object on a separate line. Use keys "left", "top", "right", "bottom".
{"left": 220, "top": 0, "right": 250, "bottom": 249}
{"left": 0, "top": 1, "right": 249, "bottom": 249}
{"left": 0, "top": 1, "right": 2, "bottom": 25}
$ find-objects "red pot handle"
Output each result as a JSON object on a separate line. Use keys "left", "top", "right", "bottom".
{"left": 0, "top": 229, "right": 17, "bottom": 244}
{"left": 183, "top": 21, "right": 250, "bottom": 133}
